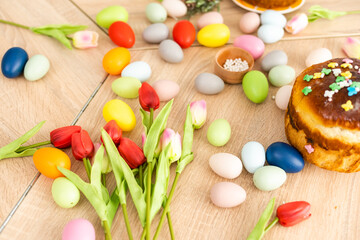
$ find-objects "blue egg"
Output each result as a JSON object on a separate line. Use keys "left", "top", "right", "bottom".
{"left": 1, "top": 47, "right": 28, "bottom": 78}
{"left": 266, "top": 142, "right": 304, "bottom": 173}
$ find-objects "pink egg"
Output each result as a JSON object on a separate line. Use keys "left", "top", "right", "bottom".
{"left": 62, "top": 219, "right": 95, "bottom": 240}
{"left": 233, "top": 35, "right": 265, "bottom": 60}
{"left": 152, "top": 80, "right": 180, "bottom": 101}
{"left": 197, "top": 12, "right": 224, "bottom": 29}
{"left": 275, "top": 85, "right": 293, "bottom": 110}
{"left": 239, "top": 12, "right": 260, "bottom": 34}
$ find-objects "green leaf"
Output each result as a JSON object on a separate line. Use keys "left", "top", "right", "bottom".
{"left": 140, "top": 108, "right": 150, "bottom": 134}
{"left": 102, "top": 129, "right": 147, "bottom": 227}
{"left": 1, "top": 148, "right": 38, "bottom": 160}
{"left": 91, "top": 145, "right": 104, "bottom": 197}
{"left": 247, "top": 198, "right": 276, "bottom": 240}
{"left": 106, "top": 188, "right": 120, "bottom": 227}
{"left": 308, "top": 5, "right": 348, "bottom": 22}
{"left": 176, "top": 154, "right": 194, "bottom": 174}
{"left": 118, "top": 180, "right": 127, "bottom": 205}
{"left": 143, "top": 99, "right": 173, "bottom": 163}
{"left": 150, "top": 144, "right": 171, "bottom": 221}
{"left": 0, "top": 121, "right": 45, "bottom": 160}
{"left": 180, "top": 105, "right": 193, "bottom": 159}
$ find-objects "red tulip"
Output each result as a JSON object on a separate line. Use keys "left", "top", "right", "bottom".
{"left": 71, "top": 129, "right": 94, "bottom": 160}
{"left": 138, "top": 82, "right": 159, "bottom": 112}
{"left": 277, "top": 201, "right": 311, "bottom": 227}
{"left": 118, "top": 137, "right": 146, "bottom": 169}
{"left": 50, "top": 126, "right": 81, "bottom": 148}
{"left": 101, "top": 120, "right": 122, "bottom": 145}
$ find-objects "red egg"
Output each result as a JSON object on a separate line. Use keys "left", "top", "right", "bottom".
{"left": 108, "top": 21, "right": 135, "bottom": 48}
{"left": 172, "top": 20, "right": 196, "bottom": 49}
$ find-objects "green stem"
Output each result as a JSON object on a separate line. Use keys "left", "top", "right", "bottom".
{"left": 0, "top": 19, "right": 30, "bottom": 30}
{"left": 102, "top": 173, "right": 106, "bottom": 187}
{"left": 139, "top": 164, "right": 144, "bottom": 189}
{"left": 146, "top": 161, "right": 152, "bottom": 240}
{"left": 103, "top": 220, "right": 112, "bottom": 240}
{"left": 140, "top": 229, "right": 146, "bottom": 240}
{"left": 153, "top": 173, "right": 180, "bottom": 240}
{"left": 121, "top": 204, "right": 134, "bottom": 240}
{"left": 83, "top": 158, "right": 91, "bottom": 181}
{"left": 347, "top": 10, "right": 360, "bottom": 15}
{"left": 264, "top": 217, "right": 279, "bottom": 233}
{"left": 149, "top": 108, "right": 154, "bottom": 128}
{"left": 166, "top": 211, "right": 175, "bottom": 240}
{"left": 16, "top": 140, "right": 51, "bottom": 153}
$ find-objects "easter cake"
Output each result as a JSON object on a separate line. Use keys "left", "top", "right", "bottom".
{"left": 245, "top": 0, "right": 296, "bottom": 8}
{"left": 285, "top": 58, "right": 360, "bottom": 172}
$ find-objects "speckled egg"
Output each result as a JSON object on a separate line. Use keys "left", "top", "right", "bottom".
{"left": 268, "top": 65, "right": 295, "bottom": 87}
{"left": 195, "top": 72, "right": 224, "bottom": 95}
{"left": 239, "top": 12, "right": 260, "bottom": 34}
{"left": 24, "top": 54, "right": 50, "bottom": 81}
{"left": 261, "top": 50, "right": 288, "bottom": 72}
{"left": 305, "top": 48, "right": 332, "bottom": 67}
{"left": 159, "top": 40, "right": 183, "bottom": 63}
{"left": 121, "top": 61, "right": 151, "bottom": 82}
{"left": 210, "top": 182, "right": 246, "bottom": 208}
{"left": 142, "top": 23, "right": 169, "bottom": 43}
{"left": 197, "top": 12, "right": 224, "bottom": 29}
{"left": 253, "top": 166, "right": 287, "bottom": 191}
{"left": 275, "top": 85, "right": 292, "bottom": 110}
{"left": 209, "top": 153, "right": 242, "bottom": 179}
{"left": 152, "top": 80, "right": 180, "bottom": 101}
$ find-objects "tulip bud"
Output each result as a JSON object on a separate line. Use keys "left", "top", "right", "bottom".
{"left": 71, "top": 129, "right": 94, "bottom": 160}
{"left": 160, "top": 128, "right": 182, "bottom": 163}
{"left": 285, "top": 13, "right": 308, "bottom": 35}
{"left": 277, "top": 201, "right": 311, "bottom": 227}
{"left": 50, "top": 125, "right": 81, "bottom": 148}
{"left": 190, "top": 100, "right": 207, "bottom": 129}
{"left": 343, "top": 37, "right": 360, "bottom": 59}
{"left": 118, "top": 138, "right": 146, "bottom": 169}
{"left": 92, "top": 143, "right": 112, "bottom": 174}
{"left": 138, "top": 82, "right": 160, "bottom": 112}
{"left": 101, "top": 120, "right": 122, "bottom": 145}
{"left": 72, "top": 31, "right": 99, "bottom": 49}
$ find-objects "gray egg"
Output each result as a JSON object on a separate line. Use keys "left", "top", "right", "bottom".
{"left": 159, "top": 40, "right": 183, "bottom": 63}
{"left": 142, "top": 23, "right": 169, "bottom": 43}
{"left": 261, "top": 50, "right": 288, "bottom": 72}
{"left": 195, "top": 72, "right": 225, "bottom": 95}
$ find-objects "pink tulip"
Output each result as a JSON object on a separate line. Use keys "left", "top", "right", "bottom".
{"left": 160, "top": 128, "right": 182, "bottom": 163}
{"left": 190, "top": 100, "right": 207, "bottom": 129}
{"left": 285, "top": 13, "right": 308, "bottom": 35}
{"left": 73, "top": 31, "right": 99, "bottom": 49}
{"left": 343, "top": 37, "right": 360, "bottom": 58}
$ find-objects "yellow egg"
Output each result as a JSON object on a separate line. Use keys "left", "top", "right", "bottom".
{"left": 197, "top": 24, "right": 230, "bottom": 48}
{"left": 103, "top": 99, "right": 136, "bottom": 131}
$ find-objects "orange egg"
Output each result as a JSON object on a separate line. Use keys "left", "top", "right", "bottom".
{"left": 33, "top": 147, "right": 71, "bottom": 179}
{"left": 102, "top": 47, "right": 131, "bottom": 75}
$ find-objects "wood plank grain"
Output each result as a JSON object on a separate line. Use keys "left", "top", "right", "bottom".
{"left": 0, "top": 0, "right": 114, "bottom": 223}
{"left": 2, "top": 37, "right": 359, "bottom": 239}
{"left": 71, "top": 0, "right": 360, "bottom": 49}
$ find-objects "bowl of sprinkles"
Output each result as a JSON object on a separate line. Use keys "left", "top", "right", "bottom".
{"left": 214, "top": 46, "right": 254, "bottom": 84}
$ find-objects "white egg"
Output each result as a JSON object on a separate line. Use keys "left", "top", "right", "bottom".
{"left": 121, "top": 61, "right": 151, "bottom": 82}
{"left": 210, "top": 182, "right": 246, "bottom": 208}
{"left": 253, "top": 166, "right": 287, "bottom": 191}
{"left": 209, "top": 153, "right": 242, "bottom": 179}
{"left": 260, "top": 10, "right": 287, "bottom": 28}
{"left": 257, "top": 24, "right": 284, "bottom": 44}
{"left": 275, "top": 85, "right": 293, "bottom": 110}
{"left": 162, "top": 0, "right": 187, "bottom": 18}
{"left": 241, "top": 141, "right": 265, "bottom": 173}
{"left": 305, "top": 48, "right": 332, "bottom": 67}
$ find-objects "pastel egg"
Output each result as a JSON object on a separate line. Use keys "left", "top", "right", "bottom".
{"left": 268, "top": 65, "right": 295, "bottom": 87}
{"left": 96, "top": 6, "right": 128, "bottom": 28}
{"left": 62, "top": 218, "right": 95, "bottom": 240}
{"left": 152, "top": 80, "right": 180, "bottom": 101}
{"left": 260, "top": 10, "right": 286, "bottom": 28}
{"left": 52, "top": 177, "right": 80, "bottom": 209}
{"left": 234, "top": 35, "right": 265, "bottom": 60}
{"left": 261, "top": 50, "right": 288, "bottom": 72}
{"left": 242, "top": 71, "right": 268, "bottom": 103}
{"left": 103, "top": 99, "right": 136, "bottom": 131}
{"left": 121, "top": 61, "right": 151, "bottom": 82}
{"left": 142, "top": 23, "right": 169, "bottom": 43}
{"left": 1, "top": 47, "right": 28, "bottom": 78}
{"left": 24, "top": 54, "right": 50, "bottom": 81}
{"left": 146, "top": 3, "right": 167, "bottom": 23}
{"left": 257, "top": 24, "right": 284, "bottom": 44}
{"left": 162, "top": 0, "right": 187, "bottom": 18}
{"left": 197, "top": 24, "right": 230, "bottom": 48}
{"left": 305, "top": 48, "right": 332, "bottom": 67}
{"left": 197, "top": 12, "right": 224, "bottom": 29}
{"left": 195, "top": 72, "right": 224, "bottom": 95}
{"left": 159, "top": 40, "right": 183, "bottom": 63}
{"left": 253, "top": 166, "right": 287, "bottom": 191}
{"left": 266, "top": 142, "right": 304, "bottom": 173}
{"left": 239, "top": 12, "right": 260, "bottom": 34}
{"left": 210, "top": 182, "right": 246, "bottom": 208}
{"left": 209, "top": 153, "right": 242, "bottom": 179}
{"left": 241, "top": 141, "right": 265, "bottom": 174}
{"left": 207, "top": 119, "right": 231, "bottom": 147}
{"left": 111, "top": 77, "right": 141, "bottom": 99}
{"left": 275, "top": 85, "right": 293, "bottom": 110}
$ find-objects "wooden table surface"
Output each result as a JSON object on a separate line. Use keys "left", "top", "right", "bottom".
{"left": 0, "top": 0, "right": 359, "bottom": 239}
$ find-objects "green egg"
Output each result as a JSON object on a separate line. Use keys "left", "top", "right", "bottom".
{"left": 24, "top": 54, "right": 50, "bottom": 81}
{"left": 96, "top": 6, "right": 128, "bottom": 28}
{"left": 51, "top": 177, "right": 80, "bottom": 208}
{"left": 146, "top": 3, "right": 167, "bottom": 23}
{"left": 268, "top": 65, "right": 295, "bottom": 87}
{"left": 112, "top": 77, "right": 142, "bottom": 99}
{"left": 207, "top": 119, "right": 231, "bottom": 147}
{"left": 242, "top": 70, "right": 269, "bottom": 104}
